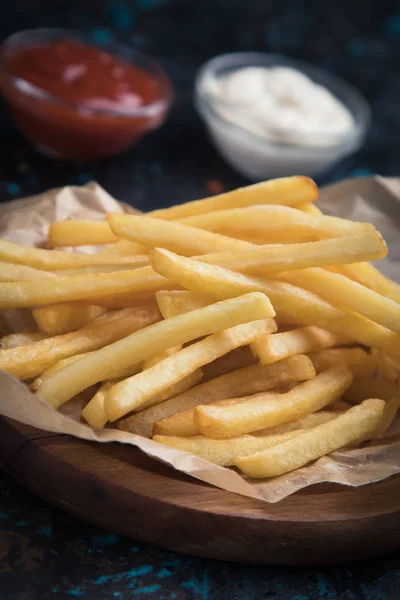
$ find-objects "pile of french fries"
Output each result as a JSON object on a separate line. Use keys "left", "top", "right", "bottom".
{"left": 1, "top": 175, "right": 400, "bottom": 479}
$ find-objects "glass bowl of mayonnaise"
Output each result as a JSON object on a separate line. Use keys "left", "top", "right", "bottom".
{"left": 194, "top": 52, "right": 370, "bottom": 180}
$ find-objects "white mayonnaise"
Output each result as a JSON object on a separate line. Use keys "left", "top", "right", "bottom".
{"left": 203, "top": 66, "right": 354, "bottom": 147}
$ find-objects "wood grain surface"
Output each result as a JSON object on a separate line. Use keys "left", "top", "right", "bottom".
{"left": 1, "top": 417, "right": 400, "bottom": 566}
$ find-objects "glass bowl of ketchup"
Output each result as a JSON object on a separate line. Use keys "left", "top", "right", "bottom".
{"left": 0, "top": 28, "right": 174, "bottom": 161}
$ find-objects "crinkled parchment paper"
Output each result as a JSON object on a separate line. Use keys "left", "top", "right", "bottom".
{"left": 0, "top": 178, "right": 399, "bottom": 504}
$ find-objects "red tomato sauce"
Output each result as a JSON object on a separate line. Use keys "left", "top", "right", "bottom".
{"left": 0, "top": 38, "right": 173, "bottom": 160}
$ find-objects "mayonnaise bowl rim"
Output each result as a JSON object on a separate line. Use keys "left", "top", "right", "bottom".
{"left": 194, "top": 52, "right": 371, "bottom": 152}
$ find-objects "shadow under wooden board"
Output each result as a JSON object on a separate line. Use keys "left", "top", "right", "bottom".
{"left": 1, "top": 417, "right": 400, "bottom": 566}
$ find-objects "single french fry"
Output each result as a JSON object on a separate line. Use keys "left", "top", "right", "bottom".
{"left": 251, "top": 326, "right": 347, "bottom": 365}
{"left": 97, "top": 239, "right": 147, "bottom": 257}
{"left": 150, "top": 251, "right": 400, "bottom": 361}
{"left": 36, "top": 292, "right": 275, "bottom": 408}
{"left": 30, "top": 352, "right": 90, "bottom": 391}
{"left": 139, "top": 369, "right": 203, "bottom": 411}
{"left": 81, "top": 381, "right": 117, "bottom": 429}
{"left": 194, "top": 231, "right": 386, "bottom": 275}
{"left": 0, "top": 261, "right": 56, "bottom": 281}
{"left": 0, "top": 238, "right": 150, "bottom": 271}
{"left": 108, "top": 213, "right": 251, "bottom": 255}
{"left": 235, "top": 399, "right": 385, "bottom": 478}
{"left": 156, "top": 290, "right": 211, "bottom": 318}
{"left": 298, "top": 203, "right": 323, "bottom": 215}
{"left": 278, "top": 268, "right": 400, "bottom": 334}
{"left": 153, "top": 430, "right": 304, "bottom": 467}
{"left": 48, "top": 220, "right": 119, "bottom": 246}
{"left": 0, "top": 331, "right": 48, "bottom": 348}
{"left": 52, "top": 258, "right": 150, "bottom": 275}
{"left": 337, "top": 262, "right": 400, "bottom": 305}
{"left": 1, "top": 306, "right": 160, "bottom": 381}
{"left": 33, "top": 303, "right": 107, "bottom": 335}
{"left": 372, "top": 397, "right": 400, "bottom": 439}
{"left": 105, "top": 319, "right": 277, "bottom": 421}
{"left": 142, "top": 345, "right": 183, "bottom": 370}
{"left": 148, "top": 356, "right": 316, "bottom": 438}
{"left": 194, "top": 366, "right": 353, "bottom": 439}
{"left": 308, "top": 348, "right": 377, "bottom": 379}
{"left": 181, "top": 205, "right": 373, "bottom": 238}
{"left": 33, "top": 351, "right": 142, "bottom": 394}
{"left": 0, "top": 267, "right": 168, "bottom": 309}
{"left": 344, "top": 378, "right": 400, "bottom": 404}
{"left": 148, "top": 176, "right": 318, "bottom": 220}
{"left": 150, "top": 248, "right": 266, "bottom": 300}
{"left": 253, "top": 410, "right": 340, "bottom": 436}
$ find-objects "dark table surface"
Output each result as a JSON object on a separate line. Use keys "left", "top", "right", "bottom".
{"left": 1, "top": 1, "right": 400, "bottom": 598}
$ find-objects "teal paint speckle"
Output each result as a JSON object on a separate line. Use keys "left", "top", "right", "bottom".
{"left": 386, "top": 14, "right": 400, "bottom": 36}
{"left": 138, "top": 0, "right": 167, "bottom": 10}
{"left": 156, "top": 568, "right": 173, "bottom": 579}
{"left": 37, "top": 525, "right": 52, "bottom": 537}
{"left": 113, "top": 594, "right": 122, "bottom": 598}
{"left": 202, "top": 568, "right": 208, "bottom": 600}
{"left": 316, "top": 574, "right": 329, "bottom": 596}
{"left": 92, "top": 28, "right": 113, "bottom": 45}
{"left": 130, "top": 546, "right": 139, "bottom": 552}
{"left": 15, "top": 521, "right": 29, "bottom": 527}
{"left": 7, "top": 182, "right": 21, "bottom": 196}
{"left": 93, "top": 566, "right": 153, "bottom": 585}
{"left": 350, "top": 168, "right": 373, "bottom": 177}
{"left": 66, "top": 589, "right": 83, "bottom": 597}
{"left": 0, "top": 513, "right": 9, "bottom": 519}
{"left": 171, "top": 594, "right": 177, "bottom": 599}
{"left": 110, "top": 3, "right": 135, "bottom": 31}
{"left": 133, "top": 585, "right": 161, "bottom": 595}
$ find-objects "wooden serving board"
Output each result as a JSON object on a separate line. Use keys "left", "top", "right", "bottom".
{"left": 1, "top": 416, "right": 400, "bottom": 566}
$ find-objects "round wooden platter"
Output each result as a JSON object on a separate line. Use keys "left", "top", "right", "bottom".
{"left": 1, "top": 417, "right": 400, "bottom": 566}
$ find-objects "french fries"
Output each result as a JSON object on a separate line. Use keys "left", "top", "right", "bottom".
{"left": 105, "top": 319, "right": 277, "bottom": 421}
{"left": 189, "top": 231, "right": 386, "bottom": 274}
{"left": 33, "top": 303, "right": 107, "bottom": 335}
{"left": 251, "top": 326, "right": 347, "bottom": 365}
{"left": 181, "top": 205, "right": 373, "bottom": 238}
{"left": 308, "top": 348, "right": 377, "bottom": 378}
{"left": 148, "top": 176, "right": 318, "bottom": 219}
{"left": 37, "top": 292, "right": 275, "bottom": 408}
{"left": 108, "top": 213, "right": 251, "bottom": 255}
{"left": 150, "top": 252, "right": 400, "bottom": 361}
{"left": 0, "top": 239, "right": 149, "bottom": 271}
{"left": 0, "top": 306, "right": 160, "bottom": 380}
{"left": 0, "top": 267, "right": 168, "bottom": 309}
{"left": 156, "top": 290, "right": 210, "bottom": 318}
{"left": 48, "top": 220, "right": 119, "bottom": 246}
{"left": 253, "top": 410, "right": 340, "bottom": 436}
{"left": 153, "top": 430, "right": 304, "bottom": 467}
{"left": 119, "top": 355, "right": 315, "bottom": 437}
{"left": 278, "top": 268, "right": 400, "bottom": 334}
{"left": 194, "top": 366, "right": 353, "bottom": 439}
{"left": 0, "top": 174, "right": 399, "bottom": 485}
{"left": 0, "top": 261, "right": 56, "bottom": 281}
{"left": 81, "top": 381, "right": 117, "bottom": 429}
{"left": 235, "top": 399, "right": 385, "bottom": 478}
{"left": 372, "top": 397, "right": 400, "bottom": 439}
{"left": 0, "top": 331, "right": 48, "bottom": 348}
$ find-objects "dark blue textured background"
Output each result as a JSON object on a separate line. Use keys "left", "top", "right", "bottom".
{"left": 1, "top": 1, "right": 400, "bottom": 598}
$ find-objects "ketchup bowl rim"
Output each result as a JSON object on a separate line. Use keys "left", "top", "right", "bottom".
{"left": 0, "top": 27, "right": 175, "bottom": 119}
